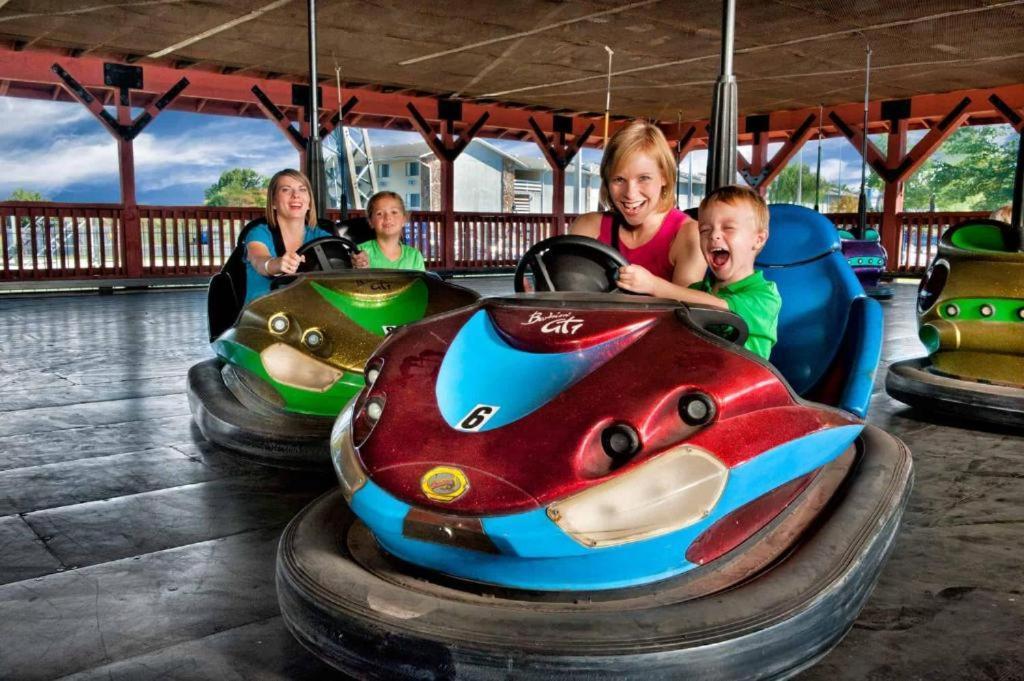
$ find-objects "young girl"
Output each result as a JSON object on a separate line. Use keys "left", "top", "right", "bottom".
{"left": 570, "top": 121, "right": 706, "bottom": 297}
{"left": 353, "top": 191, "right": 426, "bottom": 271}
{"left": 243, "top": 169, "right": 332, "bottom": 303}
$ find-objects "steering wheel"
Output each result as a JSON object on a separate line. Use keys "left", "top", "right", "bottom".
{"left": 680, "top": 306, "right": 750, "bottom": 347}
{"left": 514, "top": 235, "right": 629, "bottom": 293}
{"left": 295, "top": 236, "right": 360, "bottom": 273}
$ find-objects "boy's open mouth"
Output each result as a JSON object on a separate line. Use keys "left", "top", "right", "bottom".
{"left": 710, "top": 247, "right": 730, "bottom": 269}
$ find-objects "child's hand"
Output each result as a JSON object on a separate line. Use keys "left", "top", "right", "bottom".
{"left": 352, "top": 251, "right": 370, "bottom": 268}
{"left": 616, "top": 264, "right": 658, "bottom": 295}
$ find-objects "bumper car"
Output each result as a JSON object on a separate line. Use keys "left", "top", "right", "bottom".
{"left": 187, "top": 229, "right": 479, "bottom": 468}
{"left": 886, "top": 218, "right": 1024, "bottom": 428}
{"left": 277, "top": 205, "right": 912, "bottom": 679}
{"left": 839, "top": 227, "right": 894, "bottom": 300}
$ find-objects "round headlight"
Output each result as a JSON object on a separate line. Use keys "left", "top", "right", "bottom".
{"left": 268, "top": 313, "right": 289, "bottom": 334}
{"left": 302, "top": 328, "right": 325, "bottom": 349}
{"left": 944, "top": 303, "right": 959, "bottom": 318}
{"left": 366, "top": 367, "right": 380, "bottom": 384}
{"left": 365, "top": 397, "right": 385, "bottom": 423}
{"left": 679, "top": 392, "right": 716, "bottom": 426}
{"left": 979, "top": 304, "right": 994, "bottom": 318}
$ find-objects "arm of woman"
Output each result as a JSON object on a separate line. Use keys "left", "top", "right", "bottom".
{"left": 568, "top": 212, "right": 602, "bottom": 238}
{"left": 245, "top": 240, "right": 304, "bottom": 277}
{"left": 669, "top": 216, "right": 708, "bottom": 287}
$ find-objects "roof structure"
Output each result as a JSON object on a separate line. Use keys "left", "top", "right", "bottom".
{"left": 1, "top": 0, "right": 1022, "bottom": 126}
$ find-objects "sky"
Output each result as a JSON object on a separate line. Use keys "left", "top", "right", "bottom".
{"left": 0, "top": 96, "right": 901, "bottom": 206}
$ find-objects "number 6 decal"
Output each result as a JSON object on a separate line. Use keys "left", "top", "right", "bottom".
{"left": 457, "top": 404, "right": 500, "bottom": 432}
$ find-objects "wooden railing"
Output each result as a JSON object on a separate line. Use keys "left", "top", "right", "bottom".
{"left": 0, "top": 200, "right": 994, "bottom": 283}
{"left": 896, "top": 211, "right": 988, "bottom": 273}
{"left": 0, "top": 202, "right": 125, "bottom": 279}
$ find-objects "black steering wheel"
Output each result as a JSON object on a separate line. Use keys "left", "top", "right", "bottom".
{"left": 514, "top": 235, "right": 629, "bottom": 293}
{"left": 295, "top": 236, "right": 360, "bottom": 273}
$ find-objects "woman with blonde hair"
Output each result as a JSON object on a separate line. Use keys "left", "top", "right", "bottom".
{"left": 571, "top": 120, "right": 705, "bottom": 297}
{"left": 242, "top": 168, "right": 333, "bottom": 303}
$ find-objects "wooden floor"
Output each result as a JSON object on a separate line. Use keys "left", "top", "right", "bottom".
{"left": 0, "top": 280, "right": 1020, "bottom": 680}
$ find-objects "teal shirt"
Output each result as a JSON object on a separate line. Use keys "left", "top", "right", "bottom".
{"left": 358, "top": 240, "right": 426, "bottom": 271}
{"left": 689, "top": 271, "right": 781, "bottom": 360}
{"left": 242, "top": 223, "right": 331, "bottom": 304}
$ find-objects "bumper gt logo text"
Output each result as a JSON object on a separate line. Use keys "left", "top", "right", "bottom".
{"left": 522, "top": 311, "right": 585, "bottom": 335}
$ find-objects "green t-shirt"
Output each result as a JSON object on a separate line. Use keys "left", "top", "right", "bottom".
{"left": 689, "top": 271, "right": 781, "bottom": 360}
{"left": 358, "top": 240, "right": 426, "bottom": 271}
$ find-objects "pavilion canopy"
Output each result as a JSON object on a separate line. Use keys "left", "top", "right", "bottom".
{"left": 0, "top": 0, "right": 1022, "bottom": 123}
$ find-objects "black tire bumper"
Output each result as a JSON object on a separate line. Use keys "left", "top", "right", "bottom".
{"left": 886, "top": 357, "right": 1024, "bottom": 429}
{"left": 187, "top": 358, "right": 334, "bottom": 469}
{"left": 276, "top": 424, "right": 913, "bottom": 680}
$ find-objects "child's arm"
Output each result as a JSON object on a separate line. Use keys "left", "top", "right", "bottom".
{"left": 616, "top": 264, "right": 730, "bottom": 310}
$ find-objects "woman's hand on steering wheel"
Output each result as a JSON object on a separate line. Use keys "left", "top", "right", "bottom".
{"left": 274, "top": 251, "right": 305, "bottom": 276}
{"left": 615, "top": 264, "right": 660, "bottom": 296}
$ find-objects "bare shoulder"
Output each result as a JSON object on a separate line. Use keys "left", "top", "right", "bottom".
{"left": 569, "top": 212, "right": 603, "bottom": 238}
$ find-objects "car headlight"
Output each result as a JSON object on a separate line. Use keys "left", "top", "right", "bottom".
{"left": 260, "top": 342, "right": 342, "bottom": 391}
{"left": 331, "top": 402, "right": 367, "bottom": 502}
{"left": 547, "top": 445, "right": 728, "bottom": 548}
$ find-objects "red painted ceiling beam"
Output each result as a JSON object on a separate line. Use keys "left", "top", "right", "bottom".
{"left": 0, "top": 46, "right": 614, "bottom": 146}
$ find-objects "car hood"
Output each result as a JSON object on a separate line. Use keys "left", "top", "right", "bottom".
{"left": 355, "top": 297, "right": 859, "bottom": 515}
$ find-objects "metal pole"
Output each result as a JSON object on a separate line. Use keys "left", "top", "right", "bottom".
{"left": 856, "top": 42, "right": 872, "bottom": 239}
{"left": 797, "top": 145, "right": 803, "bottom": 204}
{"left": 305, "top": 0, "right": 328, "bottom": 220}
{"left": 1011, "top": 130, "right": 1023, "bottom": 251}
{"left": 688, "top": 153, "right": 694, "bottom": 208}
{"left": 705, "top": 0, "right": 738, "bottom": 192}
{"left": 814, "top": 105, "right": 823, "bottom": 212}
{"left": 603, "top": 46, "right": 614, "bottom": 148}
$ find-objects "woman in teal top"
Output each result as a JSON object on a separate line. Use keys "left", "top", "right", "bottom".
{"left": 353, "top": 191, "right": 426, "bottom": 271}
{"left": 243, "top": 169, "right": 332, "bottom": 304}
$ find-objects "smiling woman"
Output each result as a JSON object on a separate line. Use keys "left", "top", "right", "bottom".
{"left": 570, "top": 121, "right": 705, "bottom": 298}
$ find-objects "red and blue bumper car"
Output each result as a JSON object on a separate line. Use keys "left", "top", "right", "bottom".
{"left": 276, "top": 205, "right": 912, "bottom": 679}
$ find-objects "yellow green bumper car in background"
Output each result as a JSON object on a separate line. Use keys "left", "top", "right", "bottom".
{"left": 886, "top": 219, "right": 1024, "bottom": 428}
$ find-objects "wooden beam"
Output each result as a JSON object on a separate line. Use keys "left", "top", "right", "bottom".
{"left": 890, "top": 96, "right": 972, "bottom": 183}
{"left": 989, "top": 93, "right": 1024, "bottom": 133}
{"left": 829, "top": 111, "right": 890, "bottom": 181}
{"left": 753, "top": 113, "right": 817, "bottom": 190}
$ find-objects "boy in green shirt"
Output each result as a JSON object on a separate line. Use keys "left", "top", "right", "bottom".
{"left": 622, "top": 185, "right": 780, "bottom": 359}
{"left": 689, "top": 185, "right": 780, "bottom": 359}
{"left": 352, "top": 191, "right": 426, "bottom": 271}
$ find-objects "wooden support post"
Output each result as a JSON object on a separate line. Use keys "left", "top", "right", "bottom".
{"left": 51, "top": 62, "right": 189, "bottom": 278}
{"left": 527, "top": 116, "right": 595, "bottom": 233}
{"left": 407, "top": 102, "right": 490, "bottom": 268}
{"left": 117, "top": 93, "right": 141, "bottom": 277}
{"left": 881, "top": 119, "right": 907, "bottom": 270}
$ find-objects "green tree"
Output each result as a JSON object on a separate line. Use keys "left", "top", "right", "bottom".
{"left": 929, "top": 125, "right": 1016, "bottom": 210}
{"left": 204, "top": 168, "right": 268, "bottom": 207}
{"left": 7, "top": 188, "right": 46, "bottom": 201}
{"left": 766, "top": 163, "right": 840, "bottom": 206}
{"left": 866, "top": 125, "right": 1016, "bottom": 211}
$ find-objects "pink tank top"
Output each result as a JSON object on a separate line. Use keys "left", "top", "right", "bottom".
{"left": 597, "top": 208, "right": 688, "bottom": 281}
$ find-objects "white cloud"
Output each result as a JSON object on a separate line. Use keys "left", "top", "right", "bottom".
{"left": 0, "top": 132, "right": 118, "bottom": 193}
{"left": 0, "top": 99, "right": 94, "bottom": 139}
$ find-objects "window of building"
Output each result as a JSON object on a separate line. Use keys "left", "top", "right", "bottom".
{"left": 407, "top": 162, "right": 420, "bottom": 177}
{"left": 378, "top": 163, "right": 390, "bottom": 178}
{"left": 407, "top": 193, "right": 421, "bottom": 208}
